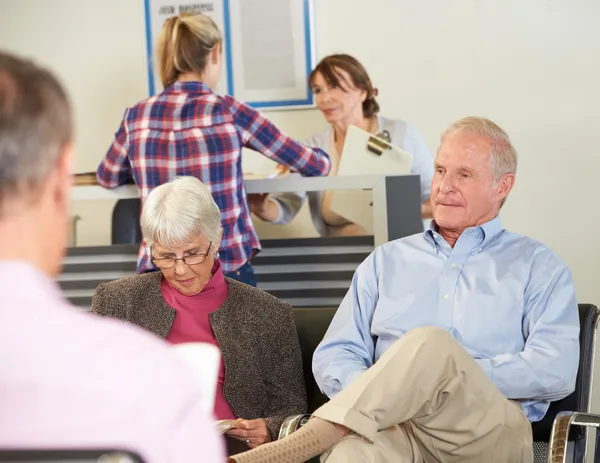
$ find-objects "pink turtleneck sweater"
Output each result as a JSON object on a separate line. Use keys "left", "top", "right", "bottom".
{"left": 161, "top": 261, "right": 236, "bottom": 420}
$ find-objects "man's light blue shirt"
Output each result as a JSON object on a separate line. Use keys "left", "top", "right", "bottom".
{"left": 312, "top": 216, "right": 580, "bottom": 422}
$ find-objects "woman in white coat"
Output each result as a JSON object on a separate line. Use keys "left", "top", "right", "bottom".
{"left": 249, "top": 54, "right": 434, "bottom": 236}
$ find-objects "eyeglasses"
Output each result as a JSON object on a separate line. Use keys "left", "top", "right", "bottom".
{"left": 151, "top": 241, "right": 213, "bottom": 269}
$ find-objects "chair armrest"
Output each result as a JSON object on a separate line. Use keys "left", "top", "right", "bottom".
{"left": 548, "top": 411, "right": 600, "bottom": 462}
{"left": 278, "top": 414, "right": 311, "bottom": 440}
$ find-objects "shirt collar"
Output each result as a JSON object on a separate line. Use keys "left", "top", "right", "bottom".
{"left": 424, "top": 216, "right": 504, "bottom": 251}
{"left": 163, "top": 81, "right": 213, "bottom": 95}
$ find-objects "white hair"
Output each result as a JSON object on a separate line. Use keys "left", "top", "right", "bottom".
{"left": 441, "top": 116, "right": 518, "bottom": 181}
{"left": 141, "top": 176, "right": 221, "bottom": 249}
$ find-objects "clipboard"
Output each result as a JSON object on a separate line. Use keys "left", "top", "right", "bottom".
{"left": 330, "top": 125, "right": 413, "bottom": 233}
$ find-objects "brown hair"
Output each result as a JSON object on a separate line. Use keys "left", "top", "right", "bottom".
{"left": 0, "top": 52, "right": 72, "bottom": 213}
{"left": 309, "top": 54, "right": 380, "bottom": 118}
{"left": 157, "top": 13, "right": 222, "bottom": 88}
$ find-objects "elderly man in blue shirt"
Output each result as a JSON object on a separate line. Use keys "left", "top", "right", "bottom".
{"left": 230, "top": 117, "right": 579, "bottom": 463}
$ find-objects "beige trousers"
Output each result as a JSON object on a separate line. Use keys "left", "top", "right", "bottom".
{"left": 313, "top": 327, "right": 533, "bottom": 463}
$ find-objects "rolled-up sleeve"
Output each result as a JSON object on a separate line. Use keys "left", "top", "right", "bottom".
{"left": 226, "top": 96, "right": 330, "bottom": 177}
{"left": 97, "top": 109, "right": 133, "bottom": 188}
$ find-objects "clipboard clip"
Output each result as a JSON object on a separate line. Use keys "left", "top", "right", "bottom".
{"left": 367, "top": 130, "right": 392, "bottom": 156}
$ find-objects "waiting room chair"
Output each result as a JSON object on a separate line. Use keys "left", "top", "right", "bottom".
{"left": 0, "top": 449, "right": 144, "bottom": 462}
{"left": 283, "top": 304, "right": 600, "bottom": 463}
{"left": 111, "top": 198, "right": 142, "bottom": 245}
{"left": 544, "top": 304, "right": 600, "bottom": 462}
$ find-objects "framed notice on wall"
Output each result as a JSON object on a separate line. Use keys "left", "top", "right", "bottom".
{"left": 143, "top": 0, "right": 316, "bottom": 110}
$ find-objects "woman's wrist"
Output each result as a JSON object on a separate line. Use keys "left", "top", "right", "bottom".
{"left": 256, "top": 198, "right": 281, "bottom": 222}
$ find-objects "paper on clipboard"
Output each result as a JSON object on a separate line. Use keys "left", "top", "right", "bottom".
{"left": 330, "top": 125, "right": 413, "bottom": 233}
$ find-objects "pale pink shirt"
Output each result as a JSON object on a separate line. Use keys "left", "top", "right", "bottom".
{"left": 0, "top": 261, "right": 224, "bottom": 463}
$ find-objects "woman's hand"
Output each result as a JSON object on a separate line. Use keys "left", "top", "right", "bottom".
{"left": 247, "top": 193, "right": 269, "bottom": 215}
{"left": 247, "top": 194, "right": 279, "bottom": 222}
{"left": 226, "top": 418, "right": 272, "bottom": 448}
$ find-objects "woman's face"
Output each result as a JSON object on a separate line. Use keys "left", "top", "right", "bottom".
{"left": 152, "top": 235, "right": 216, "bottom": 296}
{"left": 311, "top": 68, "right": 367, "bottom": 124}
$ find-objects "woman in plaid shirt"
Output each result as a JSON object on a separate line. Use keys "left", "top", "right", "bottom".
{"left": 97, "top": 13, "right": 330, "bottom": 285}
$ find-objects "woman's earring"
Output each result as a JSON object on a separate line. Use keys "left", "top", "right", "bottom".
{"left": 214, "top": 251, "right": 220, "bottom": 260}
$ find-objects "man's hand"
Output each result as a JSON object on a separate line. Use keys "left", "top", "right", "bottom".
{"left": 226, "top": 418, "right": 272, "bottom": 448}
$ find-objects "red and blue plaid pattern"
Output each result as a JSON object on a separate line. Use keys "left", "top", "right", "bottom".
{"left": 97, "top": 81, "right": 330, "bottom": 273}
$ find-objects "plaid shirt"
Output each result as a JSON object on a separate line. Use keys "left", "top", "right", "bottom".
{"left": 97, "top": 81, "right": 330, "bottom": 273}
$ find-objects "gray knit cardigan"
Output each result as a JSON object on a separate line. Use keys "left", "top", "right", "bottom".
{"left": 91, "top": 272, "right": 307, "bottom": 439}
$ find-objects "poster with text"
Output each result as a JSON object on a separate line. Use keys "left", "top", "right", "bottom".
{"left": 144, "top": 0, "right": 229, "bottom": 96}
{"left": 144, "top": 0, "right": 314, "bottom": 109}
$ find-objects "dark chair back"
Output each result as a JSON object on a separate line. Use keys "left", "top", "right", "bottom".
{"left": 293, "top": 308, "right": 336, "bottom": 412}
{"left": 111, "top": 198, "right": 142, "bottom": 245}
{"left": 531, "top": 303, "right": 599, "bottom": 461}
{"left": 0, "top": 449, "right": 145, "bottom": 462}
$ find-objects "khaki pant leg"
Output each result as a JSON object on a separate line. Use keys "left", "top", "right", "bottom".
{"left": 321, "top": 424, "right": 424, "bottom": 463}
{"left": 313, "top": 327, "right": 533, "bottom": 462}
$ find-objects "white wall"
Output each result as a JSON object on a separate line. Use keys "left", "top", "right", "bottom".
{"left": 1, "top": 0, "right": 600, "bottom": 308}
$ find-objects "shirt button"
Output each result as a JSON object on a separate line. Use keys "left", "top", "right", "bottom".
{"left": 444, "top": 294, "right": 449, "bottom": 299}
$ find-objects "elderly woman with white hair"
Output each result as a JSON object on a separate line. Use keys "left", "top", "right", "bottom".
{"left": 91, "top": 176, "right": 307, "bottom": 456}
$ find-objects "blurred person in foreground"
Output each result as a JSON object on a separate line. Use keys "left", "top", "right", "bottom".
{"left": 0, "top": 51, "right": 222, "bottom": 463}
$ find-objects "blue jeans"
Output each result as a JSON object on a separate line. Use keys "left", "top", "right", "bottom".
{"left": 224, "top": 262, "right": 257, "bottom": 287}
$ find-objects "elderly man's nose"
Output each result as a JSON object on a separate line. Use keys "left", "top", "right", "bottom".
{"left": 439, "top": 174, "right": 454, "bottom": 193}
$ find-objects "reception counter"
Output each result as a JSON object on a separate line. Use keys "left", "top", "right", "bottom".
{"left": 72, "top": 174, "right": 423, "bottom": 247}
{"left": 66, "top": 174, "right": 423, "bottom": 309}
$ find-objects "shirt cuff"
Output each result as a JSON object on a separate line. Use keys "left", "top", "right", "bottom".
{"left": 269, "top": 198, "right": 286, "bottom": 225}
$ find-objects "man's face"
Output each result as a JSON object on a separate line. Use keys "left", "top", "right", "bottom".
{"left": 431, "top": 132, "right": 513, "bottom": 234}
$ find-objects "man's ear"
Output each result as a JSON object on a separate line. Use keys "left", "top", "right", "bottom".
{"left": 52, "top": 143, "right": 75, "bottom": 214}
{"left": 496, "top": 173, "right": 515, "bottom": 203}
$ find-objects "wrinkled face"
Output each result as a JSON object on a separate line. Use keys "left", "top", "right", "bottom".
{"left": 431, "top": 132, "right": 514, "bottom": 234}
{"left": 152, "top": 234, "right": 215, "bottom": 296}
{"left": 311, "top": 68, "right": 366, "bottom": 124}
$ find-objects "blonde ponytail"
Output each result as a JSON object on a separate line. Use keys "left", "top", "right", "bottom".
{"left": 157, "top": 13, "right": 222, "bottom": 88}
